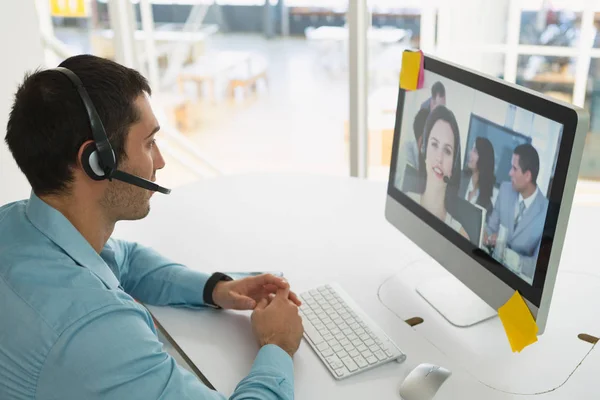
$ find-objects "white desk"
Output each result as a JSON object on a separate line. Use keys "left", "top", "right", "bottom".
{"left": 113, "top": 174, "right": 599, "bottom": 399}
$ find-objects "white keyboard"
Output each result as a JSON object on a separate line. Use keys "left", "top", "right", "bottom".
{"left": 299, "top": 283, "right": 406, "bottom": 380}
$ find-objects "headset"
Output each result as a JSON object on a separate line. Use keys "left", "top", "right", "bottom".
{"left": 420, "top": 105, "right": 461, "bottom": 186}
{"left": 53, "top": 67, "right": 171, "bottom": 194}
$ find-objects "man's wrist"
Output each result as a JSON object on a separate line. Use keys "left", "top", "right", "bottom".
{"left": 203, "top": 272, "right": 233, "bottom": 308}
{"left": 260, "top": 337, "right": 294, "bottom": 358}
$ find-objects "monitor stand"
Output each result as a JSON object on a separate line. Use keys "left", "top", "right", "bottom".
{"left": 416, "top": 272, "right": 497, "bottom": 328}
{"left": 378, "top": 256, "right": 600, "bottom": 395}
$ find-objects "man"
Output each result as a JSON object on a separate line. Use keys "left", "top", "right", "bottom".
{"left": 420, "top": 81, "right": 446, "bottom": 112}
{"left": 0, "top": 55, "right": 304, "bottom": 399}
{"left": 401, "top": 107, "right": 429, "bottom": 169}
{"left": 484, "top": 144, "right": 549, "bottom": 279}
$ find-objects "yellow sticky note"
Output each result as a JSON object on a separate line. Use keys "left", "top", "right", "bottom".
{"left": 400, "top": 50, "right": 423, "bottom": 91}
{"left": 498, "top": 291, "right": 539, "bottom": 352}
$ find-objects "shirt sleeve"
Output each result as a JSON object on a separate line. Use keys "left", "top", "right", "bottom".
{"left": 36, "top": 302, "right": 295, "bottom": 400}
{"left": 106, "top": 238, "right": 210, "bottom": 307}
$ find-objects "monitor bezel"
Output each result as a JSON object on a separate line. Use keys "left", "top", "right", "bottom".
{"left": 387, "top": 55, "right": 580, "bottom": 308}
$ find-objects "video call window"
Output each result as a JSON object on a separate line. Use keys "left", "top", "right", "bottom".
{"left": 394, "top": 72, "right": 563, "bottom": 285}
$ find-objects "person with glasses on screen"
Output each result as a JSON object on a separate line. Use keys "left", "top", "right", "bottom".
{"left": 484, "top": 144, "right": 548, "bottom": 279}
{"left": 406, "top": 106, "right": 470, "bottom": 241}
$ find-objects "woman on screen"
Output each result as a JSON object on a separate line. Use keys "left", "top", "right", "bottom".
{"left": 407, "top": 106, "right": 470, "bottom": 240}
{"left": 461, "top": 137, "right": 496, "bottom": 217}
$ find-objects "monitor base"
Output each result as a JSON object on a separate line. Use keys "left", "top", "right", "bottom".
{"left": 416, "top": 274, "right": 497, "bottom": 328}
{"left": 379, "top": 258, "right": 600, "bottom": 395}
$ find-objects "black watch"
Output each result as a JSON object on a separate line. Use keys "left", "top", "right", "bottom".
{"left": 203, "top": 272, "right": 233, "bottom": 308}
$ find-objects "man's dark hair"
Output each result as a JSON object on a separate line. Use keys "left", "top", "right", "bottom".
{"left": 5, "top": 55, "right": 151, "bottom": 196}
{"left": 431, "top": 81, "right": 446, "bottom": 99}
{"left": 412, "top": 107, "right": 429, "bottom": 142}
{"left": 514, "top": 143, "right": 540, "bottom": 185}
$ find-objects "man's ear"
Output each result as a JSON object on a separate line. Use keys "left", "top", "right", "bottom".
{"left": 77, "top": 140, "right": 96, "bottom": 169}
{"left": 524, "top": 170, "right": 532, "bottom": 184}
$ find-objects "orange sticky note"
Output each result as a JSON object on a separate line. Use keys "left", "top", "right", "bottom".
{"left": 498, "top": 291, "right": 539, "bottom": 352}
{"left": 400, "top": 50, "right": 424, "bottom": 91}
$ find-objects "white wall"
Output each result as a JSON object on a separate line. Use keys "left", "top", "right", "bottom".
{"left": 0, "top": 3, "right": 44, "bottom": 205}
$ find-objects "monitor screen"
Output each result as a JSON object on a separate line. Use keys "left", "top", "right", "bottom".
{"left": 393, "top": 71, "right": 563, "bottom": 286}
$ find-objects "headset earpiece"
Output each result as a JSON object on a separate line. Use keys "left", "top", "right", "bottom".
{"left": 81, "top": 142, "right": 107, "bottom": 181}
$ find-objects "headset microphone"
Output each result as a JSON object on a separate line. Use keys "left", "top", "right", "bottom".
{"left": 54, "top": 66, "right": 171, "bottom": 195}
{"left": 112, "top": 170, "right": 171, "bottom": 194}
{"left": 443, "top": 175, "right": 450, "bottom": 184}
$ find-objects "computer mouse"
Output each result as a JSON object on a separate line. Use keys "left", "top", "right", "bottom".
{"left": 399, "top": 363, "right": 452, "bottom": 400}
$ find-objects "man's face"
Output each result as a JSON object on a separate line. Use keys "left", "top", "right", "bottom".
{"left": 102, "top": 94, "right": 165, "bottom": 221}
{"left": 430, "top": 95, "right": 446, "bottom": 111}
{"left": 509, "top": 154, "right": 530, "bottom": 193}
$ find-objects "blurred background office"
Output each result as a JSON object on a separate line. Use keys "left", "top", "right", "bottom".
{"left": 3, "top": 0, "right": 600, "bottom": 205}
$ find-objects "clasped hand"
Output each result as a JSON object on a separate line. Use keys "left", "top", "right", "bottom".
{"left": 211, "top": 273, "right": 301, "bottom": 310}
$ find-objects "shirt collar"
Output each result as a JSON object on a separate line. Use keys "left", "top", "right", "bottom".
{"left": 25, "top": 192, "right": 120, "bottom": 290}
{"left": 518, "top": 186, "right": 539, "bottom": 210}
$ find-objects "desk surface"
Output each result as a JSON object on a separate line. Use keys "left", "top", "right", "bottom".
{"left": 113, "top": 173, "right": 599, "bottom": 399}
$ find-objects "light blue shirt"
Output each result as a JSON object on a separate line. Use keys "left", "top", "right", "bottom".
{"left": 0, "top": 193, "right": 294, "bottom": 400}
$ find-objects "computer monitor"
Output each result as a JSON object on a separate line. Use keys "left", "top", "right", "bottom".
{"left": 385, "top": 54, "right": 588, "bottom": 333}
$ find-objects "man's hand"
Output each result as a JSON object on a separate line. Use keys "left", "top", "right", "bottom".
{"left": 251, "top": 287, "right": 304, "bottom": 358}
{"left": 212, "top": 274, "right": 301, "bottom": 310}
{"left": 483, "top": 231, "right": 497, "bottom": 247}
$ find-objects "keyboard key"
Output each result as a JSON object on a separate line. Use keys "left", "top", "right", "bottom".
{"left": 339, "top": 338, "right": 350, "bottom": 347}
{"left": 343, "top": 343, "right": 354, "bottom": 352}
{"left": 332, "top": 344, "right": 343, "bottom": 353}
{"left": 334, "top": 332, "right": 345, "bottom": 341}
{"left": 314, "top": 322, "right": 325, "bottom": 330}
{"left": 364, "top": 339, "right": 375, "bottom": 347}
{"left": 318, "top": 286, "right": 328, "bottom": 293}
{"left": 327, "top": 338, "right": 338, "bottom": 347}
{"left": 331, "top": 360, "right": 344, "bottom": 370}
{"left": 361, "top": 349, "right": 373, "bottom": 359}
{"left": 359, "top": 333, "right": 370, "bottom": 341}
{"left": 341, "top": 357, "right": 359, "bottom": 372}
{"left": 385, "top": 350, "right": 394, "bottom": 358}
{"left": 321, "top": 348, "right": 333, "bottom": 357}
{"left": 334, "top": 304, "right": 344, "bottom": 311}
{"left": 347, "top": 333, "right": 358, "bottom": 342}
{"left": 339, "top": 323, "right": 350, "bottom": 331}
{"left": 367, "top": 355, "right": 378, "bottom": 365}
{"left": 322, "top": 317, "right": 333, "bottom": 325}
{"left": 355, "top": 355, "right": 368, "bottom": 369}
{"left": 349, "top": 349, "right": 360, "bottom": 358}
{"left": 336, "top": 350, "right": 348, "bottom": 359}
{"left": 342, "top": 328, "right": 353, "bottom": 336}
{"left": 374, "top": 350, "right": 388, "bottom": 361}
{"left": 325, "top": 355, "right": 340, "bottom": 366}
{"left": 357, "top": 344, "right": 368, "bottom": 352}
{"left": 351, "top": 338, "right": 362, "bottom": 347}
{"left": 322, "top": 333, "right": 334, "bottom": 341}
{"left": 309, "top": 290, "right": 319, "bottom": 296}
{"left": 317, "top": 342, "right": 330, "bottom": 352}
{"left": 333, "top": 317, "right": 343, "bottom": 325}
{"left": 304, "top": 324, "right": 324, "bottom": 345}
{"left": 355, "top": 328, "right": 366, "bottom": 336}
{"left": 326, "top": 323, "right": 336, "bottom": 330}
{"left": 369, "top": 344, "right": 380, "bottom": 352}
{"left": 335, "top": 368, "right": 346, "bottom": 377}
